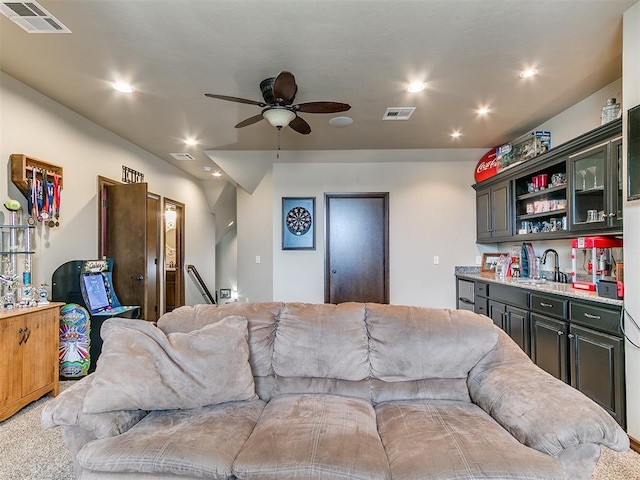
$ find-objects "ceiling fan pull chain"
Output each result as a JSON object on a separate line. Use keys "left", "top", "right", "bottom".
{"left": 276, "top": 128, "right": 281, "bottom": 159}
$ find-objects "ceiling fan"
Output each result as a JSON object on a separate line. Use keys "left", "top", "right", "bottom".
{"left": 205, "top": 71, "right": 351, "bottom": 135}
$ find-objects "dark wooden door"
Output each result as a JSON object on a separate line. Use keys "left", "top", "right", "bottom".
{"left": 145, "top": 194, "right": 160, "bottom": 321}
{"left": 325, "top": 193, "right": 389, "bottom": 304}
{"left": 105, "top": 183, "right": 148, "bottom": 317}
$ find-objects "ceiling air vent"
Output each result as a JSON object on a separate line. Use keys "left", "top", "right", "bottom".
{"left": 382, "top": 107, "right": 416, "bottom": 121}
{"left": 170, "top": 153, "right": 196, "bottom": 161}
{"left": 0, "top": 1, "right": 71, "bottom": 33}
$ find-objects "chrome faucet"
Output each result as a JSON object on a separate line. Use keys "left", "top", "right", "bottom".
{"left": 541, "top": 249, "right": 567, "bottom": 283}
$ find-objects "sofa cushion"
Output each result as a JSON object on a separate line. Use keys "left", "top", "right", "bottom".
{"left": 233, "top": 394, "right": 390, "bottom": 480}
{"left": 367, "top": 305, "right": 498, "bottom": 381}
{"left": 41, "top": 375, "right": 147, "bottom": 438}
{"left": 273, "top": 303, "right": 369, "bottom": 381}
{"left": 83, "top": 316, "right": 256, "bottom": 413}
{"left": 376, "top": 400, "right": 566, "bottom": 480}
{"left": 157, "top": 303, "right": 282, "bottom": 377}
{"left": 77, "top": 399, "right": 265, "bottom": 479}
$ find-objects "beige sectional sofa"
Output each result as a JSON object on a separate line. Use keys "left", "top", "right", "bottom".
{"left": 42, "top": 302, "right": 629, "bottom": 479}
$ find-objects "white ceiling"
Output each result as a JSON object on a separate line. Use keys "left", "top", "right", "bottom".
{"left": 0, "top": 0, "right": 635, "bottom": 190}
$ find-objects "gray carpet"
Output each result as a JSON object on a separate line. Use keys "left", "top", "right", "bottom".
{"left": 1, "top": 381, "right": 639, "bottom": 479}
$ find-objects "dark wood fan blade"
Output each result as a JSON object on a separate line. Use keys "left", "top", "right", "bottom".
{"left": 289, "top": 115, "right": 311, "bottom": 135}
{"left": 296, "top": 102, "right": 351, "bottom": 114}
{"left": 205, "top": 93, "right": 266, "bottom": 107}
{"left": 235, "top": 114, "right": 265, "bottom": 128}
{"left": 273, "top": 72, "right": 297, "bottom": 105}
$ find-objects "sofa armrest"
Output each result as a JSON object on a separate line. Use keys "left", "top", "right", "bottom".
{"left": 468, "top": 328, "right": 629, "bottom": 457}
{"left": 41, "top": 374, "right": 147, "bottom": 439}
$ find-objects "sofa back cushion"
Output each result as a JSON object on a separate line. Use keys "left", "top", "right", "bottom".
{"left": 157, "top": 302, "right": 499, "bottom": 404}
{"left": 367, "top": 305, "right": 498, "bottom": 381}
{"left": 273, "top": 302, "right": 370, "bottom": 381}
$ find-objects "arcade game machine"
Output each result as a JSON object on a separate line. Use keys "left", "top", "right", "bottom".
{"left": 52, "top": 259, "right": 140, "bottom": 374}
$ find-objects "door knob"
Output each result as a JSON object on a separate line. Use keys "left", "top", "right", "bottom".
{"left": 132, "top": 275, "right": 144, "bottom": 281}
{"left": 331, "top": 269, "right": 337, "bottom": 274}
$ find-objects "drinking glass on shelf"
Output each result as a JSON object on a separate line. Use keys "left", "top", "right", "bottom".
{"left": 576, "top": 169, "right": 587, "bottom": 191}
{"left": 586, "top": 166, "right": 599, "bottom": 188}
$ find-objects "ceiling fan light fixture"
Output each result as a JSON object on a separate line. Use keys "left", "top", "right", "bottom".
{"left": 263, "top": 107, "right": 296, "bottom": 128}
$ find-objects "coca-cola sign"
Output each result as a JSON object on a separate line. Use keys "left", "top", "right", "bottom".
{"left": 475, "top": 148, "right": 501, "bottom": 183}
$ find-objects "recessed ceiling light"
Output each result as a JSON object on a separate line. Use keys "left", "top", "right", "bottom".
{"left": 212, "top": 171, "right": 222, "bottom": 177}
{"left": 519, "top": 68, "right": 538, "bottom": 78}
{"left": 329, "top": 116, "right": 353, "bottom": 127}
{"left": 184, "top": 138, "right": 197, "bottom": 146}
{"left": 450, "top": 131, "right": 462, "bottom": 139}
{"left": 406, "top": 82, "right": 426, "bottom": 93}
{"left": 111, "top": 82, "right": 134, "bottom": 93}
{"left": 477, "top": 106, "right": 490, "bottom": 116}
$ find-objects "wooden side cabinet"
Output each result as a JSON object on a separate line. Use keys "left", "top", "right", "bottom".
{"left": 0, "top": 303, "right": 62, "bottom": 421}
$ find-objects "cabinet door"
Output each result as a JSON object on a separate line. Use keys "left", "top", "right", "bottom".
{"left": 506, "top": 305, "right": 531, "bottom": 356}
{"left": 491, "top": 182, "right": 511, "bottom": 238}
{"left": 569, "top": 142, "right": 608, "bottom": 231}
{"left": 569, "top": 324, "right": 625, "bottom": 426}
{"left": 476, "top": 181, "right": 511, "bottom": 241}
{"left": 531, "top": 313, "right": 568, "bottom": 383}
{"left": 607, "top": 138, "right": 623, "bottom": 229}
{"left": 0, "top": 316, "right": 24, "bottom": 407}
{"left": 488, "top": 300, "right": 506, "bottom": 330}
{"left": 476, "top": 188, "right": 492, "bottom": 240}
{"left": 21, "top": 310, "right": 57, "bottom": 395}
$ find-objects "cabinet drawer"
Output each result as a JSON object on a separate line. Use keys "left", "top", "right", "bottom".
{"left": 475, "top": 297, "right": 488, "bottom": 316}
{"left": 490, "top": 284, "right": 528, "bottom": 309}
{"left": 569, "top": 302, "right": 622, "bottom": 335}
{"left": 475, "top": 282, "right": 489, "bottom": 298}
{"left": 531, "top": 294, "right": 567, "bottom": 319}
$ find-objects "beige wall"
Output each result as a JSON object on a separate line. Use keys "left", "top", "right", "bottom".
{"left": 237, "top": 168, "right": 273, "bottom": 303}
{"left": 0, "top": 72, "right": 216, "bottom": 309}
{"left": 236, "top": 150, "right": 490, "bottom": 307}
{"left": 623, "top": 0, "right": 640, "bottom": 440}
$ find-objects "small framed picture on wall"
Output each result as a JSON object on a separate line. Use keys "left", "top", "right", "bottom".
{"left": 282, "top": 197, "right": 316, "bottom": 250}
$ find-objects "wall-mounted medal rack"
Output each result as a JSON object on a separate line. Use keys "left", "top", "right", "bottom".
{"left": 10, "top": 154, "right": 64, "bottom": 227}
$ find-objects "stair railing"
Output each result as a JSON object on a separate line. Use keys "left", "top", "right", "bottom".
{"left": 186, "top": 264, "right": 216, "bottom": 304}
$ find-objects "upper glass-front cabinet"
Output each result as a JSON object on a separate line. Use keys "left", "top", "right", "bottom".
{"left": 569, "top": 137, "right": 623, "bottom": 232}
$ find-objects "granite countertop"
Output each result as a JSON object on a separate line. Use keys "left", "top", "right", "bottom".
{"left": 455, "top": 266, "right": 623, "bottom": 307}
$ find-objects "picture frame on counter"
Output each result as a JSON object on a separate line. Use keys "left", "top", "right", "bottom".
{"left": 481, "top": 253, "right": 508, "bottom": 273}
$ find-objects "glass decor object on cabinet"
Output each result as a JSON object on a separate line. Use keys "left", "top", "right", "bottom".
{"left": 1, "top": 213, "right": 36, "bottom": 308}
{"left": 514, "top": 160, "right": 568, "bottom": 236}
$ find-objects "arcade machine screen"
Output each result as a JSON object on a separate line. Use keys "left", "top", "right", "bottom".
{"left": 82, "top": 273, "right": 111, "bottom": 313}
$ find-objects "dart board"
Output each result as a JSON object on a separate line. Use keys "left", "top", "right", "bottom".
{"left": 286, "top": 206, "right": 312, "bottom": 236}
{"left": 282, "top": 197, "right": 315, "bottom": 250}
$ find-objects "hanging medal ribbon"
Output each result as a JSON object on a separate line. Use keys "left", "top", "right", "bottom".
{"left": 53, "top": 173, "right": 61, "bottom": 227}
{"left": 46, "top": 180, "right": 55, "bottom": 227}
{"left": 26, "top": 176, "right": 35, "bottom": 226}
{"left": 32, "top": 167, "right": 38, "bottom": 223}
{"left": 41, "top": 170, "right": 49, "bottom": 221}
{"left": 36, "top": 173, "right": 44, "bottom": 222}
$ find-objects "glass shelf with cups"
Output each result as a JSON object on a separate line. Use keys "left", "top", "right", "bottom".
{"left": 514, "top": 162, "right": 568, "bottom": 236}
